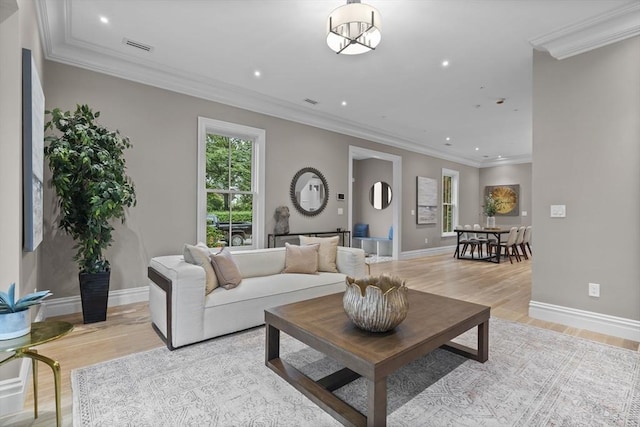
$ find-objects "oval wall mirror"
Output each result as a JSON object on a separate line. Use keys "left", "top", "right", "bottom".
{"left": 290, "top": 167, "right": 329, "bottom": 216}
{"left": 369, "top": 181, "right": 392, "bottom": 210}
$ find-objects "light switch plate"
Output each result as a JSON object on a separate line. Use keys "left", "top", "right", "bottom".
{"left": 522, "top": 211, "right": 527, "bottom": 217}
{"left": 337, "top": 208, "right": 343, "bottom": 215}
{"left": 550, "top": 205, "right": 566, "bottom": 218}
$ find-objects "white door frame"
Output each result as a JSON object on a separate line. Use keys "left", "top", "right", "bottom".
{"left": 348, "top": 146, "right": 402, "bottom": 260}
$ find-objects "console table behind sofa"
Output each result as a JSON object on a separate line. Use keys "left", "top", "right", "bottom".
{"left": 268, "top": 230, "right": 351, "bottom": 248}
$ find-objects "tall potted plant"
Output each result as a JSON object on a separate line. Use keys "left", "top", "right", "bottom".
{"left": 44, "top": 104, "right": 136, "bottom": 324}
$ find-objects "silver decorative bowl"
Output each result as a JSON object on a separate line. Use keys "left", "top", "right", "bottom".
{"left": 343, "top": 275, "right": 408, "bottom": 333}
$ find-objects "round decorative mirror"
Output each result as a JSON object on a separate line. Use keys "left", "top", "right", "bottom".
{"left": 369, "top": 181, "right": 392, "bottom": 210}
{"left": 290, "top": 167, "right": 329, "bottom": 216}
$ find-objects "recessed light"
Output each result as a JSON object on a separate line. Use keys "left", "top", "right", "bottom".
{"left": 100, "top": 16, "right": 109, "bottom": 24}
{"left": 442, "top": 60, "right": 449, "bottom": 67}
{"left": 475, "top": 147, "right": 479, "bottom": 151}
{"left": 341, "top": 101, "right": 347, "bottom": 106}
{"left": 445, "top": 137, "right": 451, "bottom": 141}
{"left": 253, "top": 70, "right": 261, "bottom": 77}
{"left": 498, "top": 155, "right": 502, "bottom": 159}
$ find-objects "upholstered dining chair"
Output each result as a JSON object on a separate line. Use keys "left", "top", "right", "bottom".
{"left": 453, "top": 225, "right": 470, "bottom": 258}
{"left": 515, "top": 226, "right": 527, "bottom": 260}
{"left": 472, "top": 224, "right": 489, "bottom": 258}
{"left": 489, "top": 226, "right": 519, "bottom": 264}
{"left": 523, "top": 225, "right": 532, "bottom": 257}
{"left": 463, "top": 224, "right": 479, "bottom": 258}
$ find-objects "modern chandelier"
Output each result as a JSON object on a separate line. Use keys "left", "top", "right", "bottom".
{"left": 326, "top": 0, "right": 382, "bottom": 55}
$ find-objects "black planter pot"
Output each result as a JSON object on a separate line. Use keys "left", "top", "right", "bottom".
{"left": 79, "top": 270, "right": 110, "bottom": 324}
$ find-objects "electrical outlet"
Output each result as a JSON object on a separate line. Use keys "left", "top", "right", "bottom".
{"left": 588, "top": 282, "right": 600, "bottom": 297}
{"left": 424, "top": 238, "right": 428, "bottom": 244}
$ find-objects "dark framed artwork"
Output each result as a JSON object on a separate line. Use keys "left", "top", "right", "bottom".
{"left": 416, "top": 176, "right": 437, "bottom": 224}
{"left": 22, "top": 49, "right": 45, "bottom": 252}
{"left": 485, "top": 184, "right": 520, "bottom": 216}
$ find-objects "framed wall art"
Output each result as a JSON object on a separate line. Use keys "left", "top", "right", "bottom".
{"left": 22, "top": 48, "right": 45, "bottom": 252}
{"left": 484, "top": 184, "right": 520, "bottom": 216}
{"left": 416, "top": 176, "right": 437, "bottom": 224}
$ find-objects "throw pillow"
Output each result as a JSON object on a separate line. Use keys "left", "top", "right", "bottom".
{"left": 183, "top": 244, "right": 218, "bottom": 294}
{"left": 283, "top": 243, "right": 319, "bottom": 274}
{"left": 298, "top": 235, "right": 339, "bottom": 273}
{"left": 209, "top": 247, "right": 242, "bottom": 289}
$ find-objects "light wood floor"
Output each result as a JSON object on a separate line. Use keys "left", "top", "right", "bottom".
{"left": 1, "top": 253, "right": 637, "bottom": 426}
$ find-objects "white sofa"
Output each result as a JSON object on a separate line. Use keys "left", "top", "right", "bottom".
{"left": 148, "top": 246, "right": 366, "bottom": 349}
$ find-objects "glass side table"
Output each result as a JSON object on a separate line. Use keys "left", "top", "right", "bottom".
{"left": 0, "top": 320, "right": 74, "bottom": 427}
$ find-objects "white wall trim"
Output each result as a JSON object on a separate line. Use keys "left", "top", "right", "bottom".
{"left": 400, "top": 245, "right": 456, "bottom": 260}
{"left": 529, "top": 300, "right": 640, "bottom": 342}
{"left": 529, "top": 2, "right": 640, "bottom": 60}
{"left": 42, "top": 286, "right": 149, "bottom": 318}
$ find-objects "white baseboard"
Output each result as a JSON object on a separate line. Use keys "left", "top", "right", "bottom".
{"left": 400, "top": 245, "right": 456, "bottom": 260}
{"left": 529, "top": 300, "right": 640, "bottom": 342}
{"left": 42, "top": 286, "right": 149, "bottom": 318}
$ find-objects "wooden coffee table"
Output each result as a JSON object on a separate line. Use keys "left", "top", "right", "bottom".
{"left": 265, "top": 289, "right": 490, "bottom": 427}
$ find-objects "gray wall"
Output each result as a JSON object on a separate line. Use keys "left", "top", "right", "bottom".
{"left": 0, "top": 0, "right": 44, "bottom": 300}
{"left": 532, "top": 36, "right": 640, "bottom": 321}
{"left": 41, "top": 61, "right": 482, "bottom": 298}
{"left": 479, "top": 163, "right": 532, "bottom": 228}
{"left": 353, "top": 158, "right": 393, "bottom": 238}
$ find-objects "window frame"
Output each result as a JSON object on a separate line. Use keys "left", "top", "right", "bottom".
{"left": 441, "top": 168, "right": 459, "bottom": 237}
{"left": 197, "top": 117, "right": 265, "bottom": 249}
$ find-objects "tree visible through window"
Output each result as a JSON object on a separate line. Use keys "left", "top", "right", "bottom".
{"left": 205, "top": 134, "right": 254, "bottom": 248}
{"left": 442, "top": 168, "right": 459, "bottom": 235}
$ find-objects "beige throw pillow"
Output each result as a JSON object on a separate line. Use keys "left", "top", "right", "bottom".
{"left": 298, "top": 235, "right": 339, "bottom": 273}
{"left": 183, "top": 244, "right": 218, "bottom": 294}
{"left": 283, "top": 243, "right": 319, "bottom": 274}
{"left": 209, "top": 247, "right": 242, "bottom": 289}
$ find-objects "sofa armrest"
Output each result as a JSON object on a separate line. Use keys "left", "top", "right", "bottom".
{"left": 148, "top": 255, "right": 206, "bottom": 349}
{"left": 336, "top": 246, "right": 366, "bottom": 278}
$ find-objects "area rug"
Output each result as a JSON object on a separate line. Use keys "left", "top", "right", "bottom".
{"left": 72, "top": 318, "right": 640, "bottom": 426}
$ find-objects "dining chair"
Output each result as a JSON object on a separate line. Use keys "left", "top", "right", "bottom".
{"left": 523, "top": 225, "right": 532, "bottom": 257}
{"left": 463, "top": 225, "right": 481, "bottom": 258}
{"left": 515, "top": 226, "right": 527, "bottom": 260}
{"left": 489, "top": 226, "right": 519, "bottom": 264}
{"left": 453, "top": 225, "right": 470, "bottom": 258}
{"left": 472, "top": 224, "right": 488, "bottom": 258}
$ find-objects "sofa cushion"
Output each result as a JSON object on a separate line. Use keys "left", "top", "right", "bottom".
{"left": 205, "top": 272, "right": 346, "bottom": 308}
{"left": 183, "top": 244, "right": 218, "bottom": 294}
{"left": 283, "top": 243, "right": 319, "bottom": 274}
{"left": 299, "top": 235, "right": 339, "bottom": 273}
{"left": 209, "top": 247, "right": 242, "bottom": 289}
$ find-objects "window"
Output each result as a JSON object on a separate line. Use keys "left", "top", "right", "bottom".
{"left": 442, "top": 168, "right": 459, "bottom": 236}
{"left": 197, "top": 117, "right": 265, "bottom": 249}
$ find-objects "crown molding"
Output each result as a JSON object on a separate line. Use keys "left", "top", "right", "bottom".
{"left": 0, "top": 0, "right": 18, "bottom": 24}
{"left": 529, "top": 2, "right": 640, "bottom": 60}
{"left": 36, "top": 0, "right": 541, "bottom": 169}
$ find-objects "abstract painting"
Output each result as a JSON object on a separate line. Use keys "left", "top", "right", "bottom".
{"left": 485, "top": 184, "right": 520, "bottom": 216}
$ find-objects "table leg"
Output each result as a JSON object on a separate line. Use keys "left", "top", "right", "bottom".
{"left": 265, "top": 323, "right": 280, "bottom": 362}
{"left": 477, "top": 320, "right": 489, "bottom": 362}
{"left": 32, "top": 349, "right": 38, "bottom": 419}
{"left": 367, "top": 376, "right": 387, "bottom": 427}
{"left": 23, "top": 350, "right": 62, "bottom": 427}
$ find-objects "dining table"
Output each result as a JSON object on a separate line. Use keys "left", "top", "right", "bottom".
{"left": 453, "top": 227, "right": 513, "bottom": 263}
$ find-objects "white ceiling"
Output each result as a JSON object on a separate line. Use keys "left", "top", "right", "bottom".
{"left": 36, "top": 0, "right": 639, "bottom": 167}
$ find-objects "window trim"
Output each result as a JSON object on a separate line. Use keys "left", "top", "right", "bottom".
{"left": 441, "top": 168, "right": 459, "bottom": 237}
{"left": 197, "top": 117, "right": 265, "bottom": 249}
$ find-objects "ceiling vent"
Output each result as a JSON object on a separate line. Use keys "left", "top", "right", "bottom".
{"left": 122, "top": 38, "right": 154, "bottom": 52}
{"left": 303, "top": 98, "right": 319, "bottom": 106}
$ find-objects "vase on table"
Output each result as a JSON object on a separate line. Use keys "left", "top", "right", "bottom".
{"left": 486, "top": 216, "right": 496, "bottom": 228}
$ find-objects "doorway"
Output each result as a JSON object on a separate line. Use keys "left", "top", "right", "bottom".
{"left": 348, "top": 146, "right": 401, "bottom": 260}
